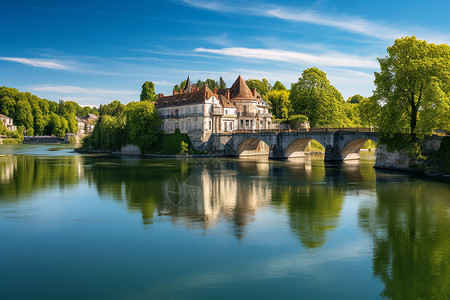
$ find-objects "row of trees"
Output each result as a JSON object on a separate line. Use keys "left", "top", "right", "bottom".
{"left": 83, "top": 100, "right": 161, "bottom": 152}
{"left": 0, "top": 87, "right": 98, "bottom": 137}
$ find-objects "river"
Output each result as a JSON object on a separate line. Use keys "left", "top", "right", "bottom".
{"left": 0, "top": 144, "right": 449, "bottom": 299}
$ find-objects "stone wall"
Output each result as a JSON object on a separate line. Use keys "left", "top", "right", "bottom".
{"left": 374, "top": 145, "right": 413, "bottom": 171}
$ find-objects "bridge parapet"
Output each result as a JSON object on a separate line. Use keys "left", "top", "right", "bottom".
{"left": 209, "top": 129, "right": 378, "bottom": 161}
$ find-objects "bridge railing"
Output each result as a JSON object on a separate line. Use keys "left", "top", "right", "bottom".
{"left": 230, "top": 127, "right": 378, "bottom": 134}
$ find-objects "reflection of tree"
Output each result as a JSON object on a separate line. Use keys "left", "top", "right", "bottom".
{"left": 89, "top": 159, "right": 184, "bottom": 224}
{"left": 0, "top": 155, "right": 82, "bottom": 201}
{"left": 273, "top": 184, "right": 345, "bottom": 248}
{"left": 359, "top": 181, "right": 450, "bottom": 299}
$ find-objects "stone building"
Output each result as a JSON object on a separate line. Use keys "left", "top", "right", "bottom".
{"left": 0, "top": 114, "right": 17, "bottom": 131}
{"left": 155, "top": 75, "right": 273, "bottom": 147}
{"left": 76, "top": 113, "right": 98, "bottom": 135}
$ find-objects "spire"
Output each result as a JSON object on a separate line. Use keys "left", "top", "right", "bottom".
{"left": 184, "top": 75, "right": 192, "bottom": 91}
{"left": 229, "top": 75, "right": 254, "bottom": 99}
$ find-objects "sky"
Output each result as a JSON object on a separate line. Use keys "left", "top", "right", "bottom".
{"left": 1, "top": 0, "right": 450, "bottom": 107}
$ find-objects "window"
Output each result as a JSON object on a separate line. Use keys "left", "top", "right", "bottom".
{"left": 241, "top": 120, "right": 244, "bottom": 128}
{"left": 245, "top": 120, "right": 249, "bottom": 127}
{"left": 164, "top": 102, "right": 167, "bottom": 107}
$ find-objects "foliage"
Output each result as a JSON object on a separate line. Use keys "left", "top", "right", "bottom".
{"left": 272, "top": 81, "right": 286, "bottom": 91}
{"left": 245, "top": 78, "right": 271, "bottom": 98}
{"left": 88, "top": 115, "right": 125, "bottom": 151}
{"left": 358, "top": 96, "right": 381, "bottom": 127}
{"left": 173, "top": 80, "right": 187, "bottom": 93}
{"left": 347, "top": 94, "right": 364, "bottom": 104}
{"left": 266, "top": 89, "right": 291, "bottom": 119}
{"left": 140, "top": 81, "right": 156, "bottom": 102}
{"left": 219, "top": 76, "right": 226, "bottom": 89}
{"left": 204, "top": 79, "right": 218, "bottom": 90}
{"left": 0, "top": 121, "right": 7, "bottom": 135}
{"left": 374, "top": 36, "right": 450, "bottom": 140}
{"left": 180, "top": 141, "right": 189, "bottom": 154}
{"left": 150, "top": 130, "right": 194, "bottom": 155}
{"left": 289, "top": 68, "right": 346, "bottom": 127}
{"left": 289, "top": 114, "right": 309, "bottom": 122}
{"left": 125, "top": 101, "right": 161, "bottom": 152}
{"left": 99, "top": 100, "right": 125, "bottom": 117}
{"left": 0, "top": 86, "right": 97, "bottom": 136}
{"left": 26, "top": 127, "right": 34, "bottom": 136}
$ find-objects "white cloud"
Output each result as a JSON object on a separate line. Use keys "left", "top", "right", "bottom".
{"left": 195, "top": 47, "right": 378, "bottom": 68}
{"left": 0, "top": 57, "right": 69, "bottom": 70}
{"left": 181, "top": 0, "right": 450, "bottom": 43}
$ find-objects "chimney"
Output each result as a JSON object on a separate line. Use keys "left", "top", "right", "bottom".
{"left": 173, "top": 90, "right": 178, "bottom": 95}
{"left": 158, "top": 93, "right": 164, "bottom": 98}
{"left": 225, "top": 90, "right": 230, "bottom": 100}
{"left": 180, "top": 89, "right": 183, "bottom": 94}
{"left": 213, "top": 88, "right": 218, "bottom": 94}
{"left": 251, "top": 87, "right": 256, "bottom": 97}
{"left": 192, "top": 84, "right": 196, "bottom": 91}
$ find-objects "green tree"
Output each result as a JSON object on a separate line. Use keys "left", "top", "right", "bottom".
{"left": 15, "top": 100, "right": 34, "bottom": 129}
{"left": 99, "top": 100, "right": 125, "bottom": 117}
{"left": 245, "top": 78, "right": 271, "bottom": 98}
{"left": 125, "top": 101, "right": 161, "bottom": 152}
{"left": 266, "top": 90, "right": 291, "bottom": 119}
{"left": 347, "top": 94, "right": 364, "bottom": 104}
{"left": 289, "top": 68, "right": 346, "bottom": 127}
{"left": 204, "top": 78, "right": 218, "bottom": 90}
{"left": 219, "top": 76, "right": 226, "bottom": 89}
{"left": 272, "top": 81, "right": 286, "bottom": 91}
{"left": 374, "top": 36, "right": 450, "bottom": 139}
{"left": 140, "top": 81, "right": 156, "bottom": 102}
{"left": 0, "top": 96, "right": 16, "bottom": 118}
{"left": 195, "top": 80, "right": 203, "bottom": 89}
{"left": 358, "top": 96, "right": 381, "bottom": 127}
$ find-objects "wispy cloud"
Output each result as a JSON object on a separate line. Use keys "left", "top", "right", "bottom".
{"left": 29, "top": 84, "right": 136, "bottom": 95}
{"left": 181, "top": 0, "right": 450, "bottom": 43}
{"left": 0, "top": 57, "right": 69, "bottom": 70}
{"left": 195, "top": 47, "right": 378, "bottom": 68}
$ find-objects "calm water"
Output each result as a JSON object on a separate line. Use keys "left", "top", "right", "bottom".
{"left": 0, "top": 144, "right": 449, "bottom": 300}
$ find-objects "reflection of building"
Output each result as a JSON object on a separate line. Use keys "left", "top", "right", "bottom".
{"left": 0, "top": 156, "right": 17, "bottom": 182}
{"left": 156, "top": 75, "right": 273, "bottom": 147}
{"left": 0, "top": 114, "right": 17, "bottom": 131}
{"left": 161, "top": 163, "right": 272, "bottom": 237}
{"left": 76, "top": 113, "right": 98, "bottom": 134}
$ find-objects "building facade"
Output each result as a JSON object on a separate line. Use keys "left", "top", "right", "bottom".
{"left": 155, "top": 75, "right": 273, "bottom": 146}
{"left": 0, "top": 114, "right": 17, "bottom": 131}
{"left": 76, "top": 113, "right": 98, "bottom": 135}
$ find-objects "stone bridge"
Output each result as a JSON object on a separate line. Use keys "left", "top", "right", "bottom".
{"left": 208, "top": 129, "right": 378, "bottom": 161}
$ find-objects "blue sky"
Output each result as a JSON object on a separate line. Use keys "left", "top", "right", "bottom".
{"left": 1, "top": 0, "right": 450, "bottom": 107}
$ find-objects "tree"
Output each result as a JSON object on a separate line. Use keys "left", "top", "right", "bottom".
{"left": 359, "top": 96, "right": 381, "bottom": 127}
{"left": 245, "top": 78, "right": 271, "bottom": 98}
{"left": 0, "top": 96, "right": 16, "bottom": 118}
{"left": 347, "top": 94, "right": 365, "bottom": 104}
{"left": 15, "top": 100, "right": 34, "bottom": 129}
{"left": 219, "top": 77, "right": 226, "bottom": 89}
{"left": 99, "top": 100, "right": 125, "bottom": 117}
{"left": 125, "top": 101, "right": 161, "bottom": 152}
{"left": 374, "top": 36, "right": 450, "bottom": 139}
{"left": 272, "top": 81, "right": 286, "bottom": 91}
{"left": 140, "top": 81, "right": 156, "bottom": 102}
{"left": 289, "top": 68, "right": 346, "bottom": 127}
{"left": 204, "top": 79, "right": 218, "bottom": 90}
{"left": 266, "top": 90, "right": 291, "bottom": 119}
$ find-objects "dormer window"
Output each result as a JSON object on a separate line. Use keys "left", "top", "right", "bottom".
{"left": 164, "top": 102, "right": 167, "bottom": 107}
{"left": 182, "top": 99, "right": 186, "bottom": 104}
{"left": 175, "top": 100, "right": 179, "bottom": 106}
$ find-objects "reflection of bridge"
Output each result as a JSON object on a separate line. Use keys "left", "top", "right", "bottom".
{"left": 209, "top": 128, "right": 378, "bottom": 161}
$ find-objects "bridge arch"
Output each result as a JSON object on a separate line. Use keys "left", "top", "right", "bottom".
{"left": 284, "top": 138, "right": 327, "bottom": 158}
{"left": 340, "top": 136, "right": 377, "bottom": 160}
{"left": 236, "top": 138, "right": 270, "bottom": 157}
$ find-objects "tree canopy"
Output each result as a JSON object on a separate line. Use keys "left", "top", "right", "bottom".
{"left": 289, "top": 68, "right": 346, "bottom": 127}
{"left": 266, "top": 90, "right": 291, "bottom": 119}
{"left": 140, "top": 81, "right": 156, "bottom": 102}
{"left": 374, "top": 36, "right": 450, "bottom": 138}
{"left": 245, "top": 78, "right": 271, "bottom": 98}
{"left": 0, "top": 86, "right": 97, "bottom": 137}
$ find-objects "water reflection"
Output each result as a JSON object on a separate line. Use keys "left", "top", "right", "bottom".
{"left": 1, "top": 152, "right": 449, "bottom": 300}
{"left": 358, "top": 176, "right": 450, "bottom": 299}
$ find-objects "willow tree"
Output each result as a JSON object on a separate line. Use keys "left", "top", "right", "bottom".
{"left": 374, "top": 36, "right": 450, "bottom": 140}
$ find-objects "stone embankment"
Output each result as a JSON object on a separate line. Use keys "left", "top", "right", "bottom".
{"left": 23, "top": 136, "right": 65, "bottom": 144}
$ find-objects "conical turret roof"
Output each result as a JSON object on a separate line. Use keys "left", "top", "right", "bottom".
{"left": 184, "top": 75, "right": 192, "bottom": 90}
{"left": 229, "top": 75, "right": 254, "bottom": 99}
